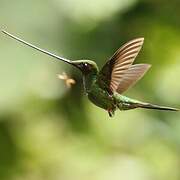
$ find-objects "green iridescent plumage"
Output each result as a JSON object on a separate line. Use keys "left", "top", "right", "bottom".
{"left": 2, "top": 30, "right": 179, "bottom": 117}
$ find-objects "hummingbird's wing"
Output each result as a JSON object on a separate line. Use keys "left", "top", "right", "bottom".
{"left": 97, "top": 38, "right": 144, "bottom": 93}
{"left": 116, "top": 64, "right": 151, "bottom": 94}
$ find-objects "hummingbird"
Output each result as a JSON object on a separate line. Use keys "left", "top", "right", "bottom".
{"left": 2, "top": 30, "right": 179, "bottom": 117}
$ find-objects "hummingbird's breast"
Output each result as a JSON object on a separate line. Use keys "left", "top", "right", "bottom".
{"left": 87, "top": 83, "right": 116, "bottom": 111}
{"left": 82, "top": 73, "right": 116, "bottom": 111}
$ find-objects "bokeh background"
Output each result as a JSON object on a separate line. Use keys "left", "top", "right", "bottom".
{"left": 0, "top": 0, "right": 180, "bottom": 179}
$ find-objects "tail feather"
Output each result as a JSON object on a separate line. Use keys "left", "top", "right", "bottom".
{"left": 115, "top": 94, "right": 179, "bottom": 112}
{"left": 137, "top": 103, "right": 179, "bottom": 111}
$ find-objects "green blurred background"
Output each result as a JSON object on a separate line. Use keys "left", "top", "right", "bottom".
{"left": 0, "top": 0, "right": 180, "bottom": 179}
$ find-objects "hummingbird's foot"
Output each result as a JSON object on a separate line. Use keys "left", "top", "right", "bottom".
{"left": 107, "top": 109, "right": 114, "bottom": 117}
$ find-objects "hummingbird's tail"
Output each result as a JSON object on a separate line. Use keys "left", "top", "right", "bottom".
{"left": 136, "top": 102, "right": 179, "bottom": 111}
{"left": 115, "top": 94, "right": 179, "bottom": 112}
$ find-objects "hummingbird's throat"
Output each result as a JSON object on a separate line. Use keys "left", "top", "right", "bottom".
{"left": 82, "top": 73, "right": 97, "bottom": 93}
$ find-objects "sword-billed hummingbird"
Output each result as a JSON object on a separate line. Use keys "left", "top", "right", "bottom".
{"left": 2, "top": 30, "right": 179, "bottom": 117}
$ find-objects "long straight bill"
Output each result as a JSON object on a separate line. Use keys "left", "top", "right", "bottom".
{"left": 1, "top": 30, "right": 72, "bottom": 64}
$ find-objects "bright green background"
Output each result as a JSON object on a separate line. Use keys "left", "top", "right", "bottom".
{"left": 0, "top": 0, "right": 180, "bottom": 180}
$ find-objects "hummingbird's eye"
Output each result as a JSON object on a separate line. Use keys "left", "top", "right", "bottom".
{"left": 84, "top": 63, "right": 88, "bottom": 67}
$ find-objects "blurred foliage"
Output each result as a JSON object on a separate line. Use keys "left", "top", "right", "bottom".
{"left": 0, "top": 0, "right": 180, "bottom": 179}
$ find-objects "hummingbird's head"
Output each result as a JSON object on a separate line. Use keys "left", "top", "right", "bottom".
{"left": 71, "top": 60, "right": 98, "bottom": 75}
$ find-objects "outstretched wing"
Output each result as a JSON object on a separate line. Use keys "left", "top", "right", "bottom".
{"left": 116, "top": 64, "right": 151, "bottom": 94}
{"left": 97, "top": 38, "right": 144, "bottom": 94}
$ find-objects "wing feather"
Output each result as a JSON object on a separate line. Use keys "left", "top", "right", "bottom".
{"left": 110, "top": 38, "right": 144, "bottom": 91}
{"left": 97, "top": 38, "right": 145, "bottom": 94}
{"left": 116, "top": 64, "right": 151, "bottom": 94}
